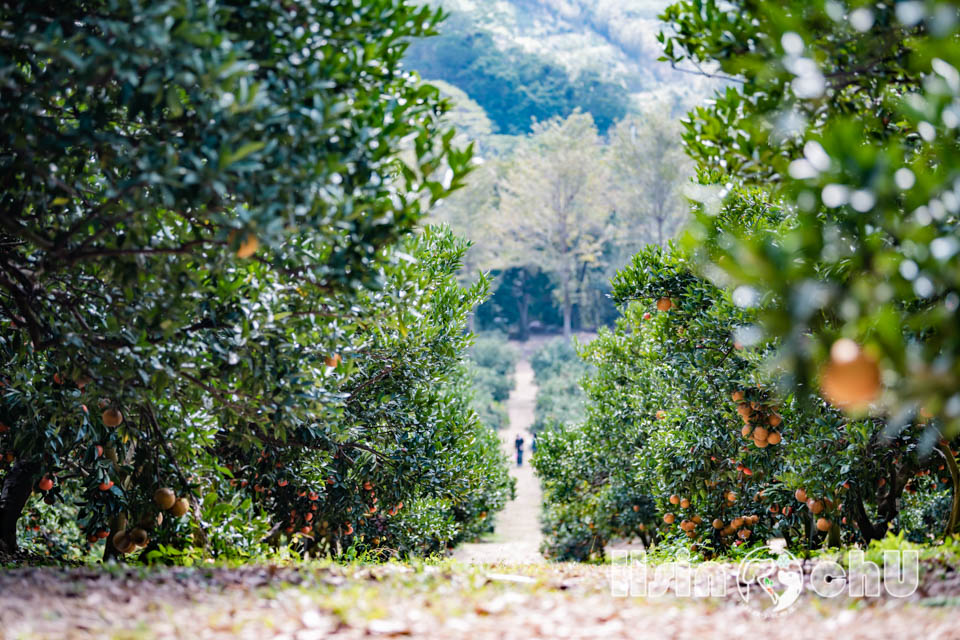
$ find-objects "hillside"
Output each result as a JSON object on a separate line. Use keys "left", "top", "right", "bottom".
{"left": 407, "top": 0, "right": 720, "bottom": 134}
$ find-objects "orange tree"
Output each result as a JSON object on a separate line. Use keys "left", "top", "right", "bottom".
{"left": 661, "top": 0, "right": 960, "bottom": 435}
{"left": 0, "top": 1, "right": 513, "bottom": 560}
{"left": 536, "top": 241, "right": 959, "bottom": 559}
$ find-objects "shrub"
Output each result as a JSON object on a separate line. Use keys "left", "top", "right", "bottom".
{"left": 464, "top": 332, "right": 518, "bottom": 431}
{"left": 530, "top": 338, "right": 591, "bottom": 433}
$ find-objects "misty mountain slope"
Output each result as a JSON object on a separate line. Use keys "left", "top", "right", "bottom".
{"left": 411, "top": 0, "right": 720, "bottom": 126}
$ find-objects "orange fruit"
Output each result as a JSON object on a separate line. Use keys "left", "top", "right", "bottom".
{"left": 767, "top": 432, "right": 781, "bottom": 445}
{"left": 712, "top": 519, "right": 723, "bottom": 529}
{"left": 112, "top": 531, "right": 135, "bottom": 554}
{"left": 154, "top": 488, "right": 176, "bottom": 510}
{"left": 807, "top": 499, "right": 824, "bottom": 515}
{"left": 816, "top": 517, "right": 832, "bottom": 532}
{"left": 102, "top": 408, "right": 123, "bottom": 428}
{"left": 738, "top": 528, "right": 751, "bottom": 540}
{"left": 753, "top": 436, "right": 769, "bottom": 449}
{"left": 129, "top": 528, "right": 149, "bottom": 547}
{"left": 363, "top": 481, "right": 373, "bottom": 491}
{"left": 731, "top": 391, "right": 744, "bottom": 402}
{"left": 170, "top": 497, "right": 189, "bottom": 518}
{"left": 325, "top": 354, "right": 342, "bottom": 368}
{"left": 656, "top": 297, "right": 673, "bottom": 312}
{"left": 731, "top": 517, "right": 744, "bottom": 528}
{"left": 795, "top": 488, "right": 807, "bottom": 503}
{"left": 680, "top": 498, "right": 690, "bottom": 509}
{"left": 38, "top": 476, "right": 54, "bottom": 492}
{"left": 741, "top": 425, "right": 752, "bottom": 438}
{"left": 767, "top": 413, "right": 782, "bottom": 427}
{"left": 669, "top": 494, "right": 680, "bottom": 505}
{"left": 632, "top": 505, "right": 640, "bottom": 512}
{"left": 663, "top": 513, "right": 675, "bottom": 524}
{"left": 344, "top": 524, "right": 354, "bottom": 535}
{"left": 753, "top": 427, "right": 769, "bottom": 441}
{"left": 98, "top": 480, "right": 114, "bottom": 491}
{"left": 236, "top": 233, "right": 259, "bottom": 259}
{"left": 726, "top": 491, "right": 736, "bottom": 503}
{"left": 820, "top": 339, "right": 881, "bottom": 409}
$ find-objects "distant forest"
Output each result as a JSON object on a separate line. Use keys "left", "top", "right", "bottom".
{"left": 404, "top": 12, "right": 631, "bottom": 135}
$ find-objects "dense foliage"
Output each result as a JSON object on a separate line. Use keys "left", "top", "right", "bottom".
{"left": 660, "top": 0, "right": 960, "bottom": 435}
{"left": 0, "top": 0, "right": 510, "bottom": 562}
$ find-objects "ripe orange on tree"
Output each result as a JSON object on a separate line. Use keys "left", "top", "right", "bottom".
{"left": 820, "top": 339, "right": 881, "bottom": 409}
{"left": 154, "top": 488, "right": 176, "bottom": 510}
{"left": 101, "top": 408, "right": 123, "bottom": 428}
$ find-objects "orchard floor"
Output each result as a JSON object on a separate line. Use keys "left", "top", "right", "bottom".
{"left": 3, "top": 560, "right": 960, "bottom": 639}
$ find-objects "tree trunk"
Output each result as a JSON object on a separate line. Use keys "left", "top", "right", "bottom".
{"left": 0, "top": 459, "right": 38, "bottom": 555}
{"left": 851, "top": 492, "right": 886, "bottom": 542}
{"left": 514, "top": 270, "right": 529, "bottom": 341}
{"left": 939, "top": 444, "right": 959, "bottom": 537}
{"left": 561, "top": 276, "right": 572, "bottom": 339}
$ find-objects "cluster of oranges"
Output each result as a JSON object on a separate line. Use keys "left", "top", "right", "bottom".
{"left": 732, "top": 390, "right": 782, "bottom": 448}
{"left": 713, "top": 513, "right": 759, "bottom": 541}
{"left": 793, "top": 488, "right": 836, "bottom": 532}
{"left": 106, "top": 487, "right": 189, "bottom": 554}
{"left": 663, "top": 491, "right": 759, "bottom": 542}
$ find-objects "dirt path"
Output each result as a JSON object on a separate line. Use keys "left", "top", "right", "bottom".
{"left": 455, "top": 351, "right": 544, "bottom": 564}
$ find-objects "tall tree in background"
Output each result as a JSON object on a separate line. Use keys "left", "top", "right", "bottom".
{"left": 608, "top": 110, "right": 692, "bottom": 248}
{"left": 500, "top": 113, "right": 610, "bottom": 337}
